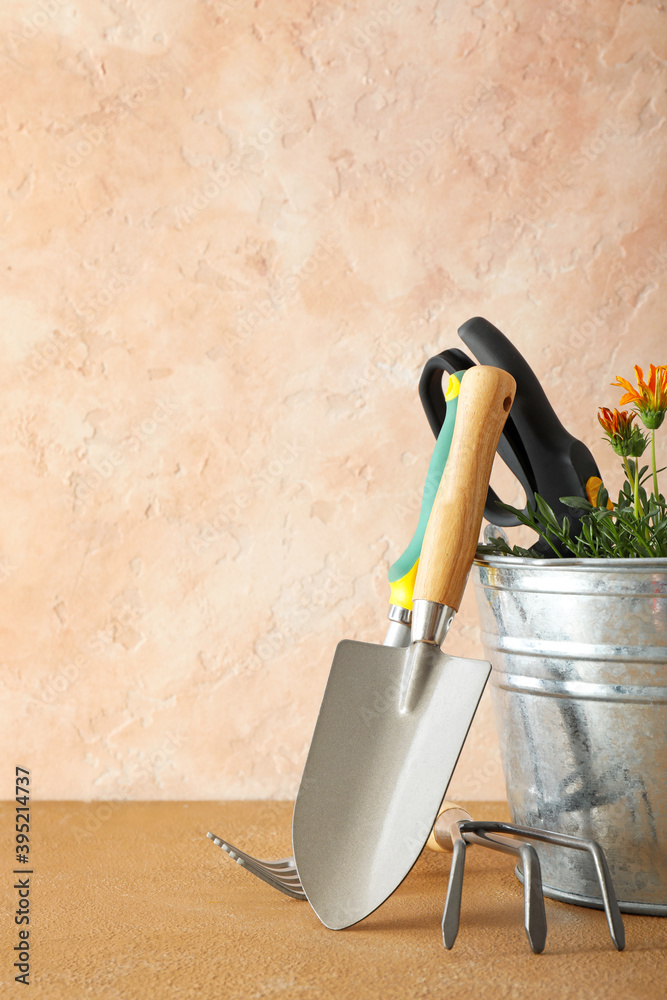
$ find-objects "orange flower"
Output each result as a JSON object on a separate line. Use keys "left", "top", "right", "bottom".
{"left": 598, "top": 407, "right": 634, "bottom": 435}
{"left": 585, "top": 475, "right": 614, "bottom": 510}
{"left": 597, "top": 407, "right": 647, "bottom": 457}
{"left": 611, "top": 365, "right": 667, "bottom": 429}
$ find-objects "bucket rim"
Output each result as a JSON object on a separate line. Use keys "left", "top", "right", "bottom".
{"left": 474, "top": 552, "right": 667, "bottom": 571}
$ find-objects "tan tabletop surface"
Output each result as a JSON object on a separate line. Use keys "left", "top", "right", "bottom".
{"left": 1, "top": 800, "right": 665, "bottom": 999}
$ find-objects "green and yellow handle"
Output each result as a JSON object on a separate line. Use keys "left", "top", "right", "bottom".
{"left": 387, "top": 371, "right": 466, "bottom": 625}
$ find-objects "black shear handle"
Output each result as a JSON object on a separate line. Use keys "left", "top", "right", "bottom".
{"left": 458, "top": 317, "right": 600, "bottom": 525}
{"left": 419, "top": 318, "right": 601, "bottom": 529}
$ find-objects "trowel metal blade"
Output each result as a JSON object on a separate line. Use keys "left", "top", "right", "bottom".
{"left": 292, "top": 638, "right": 491, "bottom": 930}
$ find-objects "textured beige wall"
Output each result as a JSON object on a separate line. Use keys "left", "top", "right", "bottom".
{"left": 2, "top": 1, "right": 666, "bottom": 802}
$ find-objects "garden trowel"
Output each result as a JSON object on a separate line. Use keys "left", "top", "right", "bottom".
{"left": 292, "top": 365, "right": 516, "bottom": 930}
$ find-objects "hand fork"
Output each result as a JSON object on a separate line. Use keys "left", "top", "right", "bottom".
{"left": 429, "top": 803, "right": 625, "bottom": 953}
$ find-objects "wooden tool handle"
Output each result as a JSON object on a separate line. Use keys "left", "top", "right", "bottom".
{"left": 413, "top": 365, "right": 516, "bottom": 611}
{"left": 426, "top": 801, "right": 474, "bottom": 853}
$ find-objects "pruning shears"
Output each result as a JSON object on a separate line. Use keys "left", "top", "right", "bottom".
{"left": 418, "top": 317, "right": 604, "bottom": 555}
{"left": 386, "top": 316, "right": 604, "bottom": 622}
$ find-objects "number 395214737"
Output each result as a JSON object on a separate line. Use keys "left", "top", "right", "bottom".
{"left": 15, "top": 767, "right": 30, "bottom": 866}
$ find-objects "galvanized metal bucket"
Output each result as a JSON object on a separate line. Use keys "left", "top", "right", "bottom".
{"left": 473, "top": 555, "right": 667, "bottom": 915}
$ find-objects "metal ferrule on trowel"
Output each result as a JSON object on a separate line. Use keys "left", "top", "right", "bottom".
{"left": 398, "top": 600, "right": 456, "bottom": 713}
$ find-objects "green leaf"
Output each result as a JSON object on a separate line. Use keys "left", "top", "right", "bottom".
{"left": 560, "top": 496, "right": 593, "bottom": 510}
{"left": 534, "top": 494, "right": 561, "bottom": 530}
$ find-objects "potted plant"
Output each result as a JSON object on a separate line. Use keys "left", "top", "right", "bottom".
{"left": 473, "top": 365, "right": 667, "bottom": 915}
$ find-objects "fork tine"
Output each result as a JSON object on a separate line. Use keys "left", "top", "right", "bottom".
{"left": 462, "top": 821, "right": 625, "bottom": 951}
{"left": 236, "top": 858, "right": 305, "bottom": 899}
{"left": 207, "top": 833, "right": 300, "bottom": 895}
{"left": 460, "top": 825, "right": 547, "bottom": 953}
{"left": 206, "top": 831, "right": 307, "bottom": 900}
{"left": 206, "top": 832, "right": 295, "bottom": 871}
{"left": 222, "top": 846, "right": 300, "bottom": 883}
{"left": 234, "top": 857, "right": 307, "bottom": 900}
{"left": 230, "top": 855, "right": 307, "bottom": 898}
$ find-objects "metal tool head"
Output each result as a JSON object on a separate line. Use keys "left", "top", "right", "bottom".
{"left": 292, "top": 637, "right": 490, "bottom": 929}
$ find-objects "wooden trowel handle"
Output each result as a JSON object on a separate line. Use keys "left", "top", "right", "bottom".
{"left": 413, "top": 365, "right": 516, "bottom": 611}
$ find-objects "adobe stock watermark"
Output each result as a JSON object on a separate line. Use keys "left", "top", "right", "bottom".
{"left": 398, "top": 750, "right": 505, "bottom": 854}
{"left": 351, "top": 337, "right": 406, "bottom": 395}
{"left": 352, "top": 279, "right": 461, "bottom": 396}
{"left": 175, "top": 110, "right": 296, "bottom": 228}
{"left": 358, "top": 679, "right": 401, "bottom": 728}
{"left": 541, "top": 0, "right": 579, "bottom": 40}
{"left": 450, "top": 749, "right": 504, "bottom": 799}
{"left": 240, "top": 798, "right": 301, "bottom": 842}
{"left": 226, "top": 234, "right": 338, "bottom": 348}
{"left": 75, "top": 267, "right": 135, "bottom": 325}
{"left": 386, "top": 76, "right": 496, "bottom": 185}
{"left": 191, "top": 439, "right": 304, "bottom": 553}
{"left": 340, "top": 0, "right": 404, "bottom": 55}
{"left": 19, "top": 328, "right": 83, "bottom": 381}
{"left": 5, "top": 0, "right": 67, "bottom": 56}
{"left": 70, "top": 730, "right": 187, "bottom": 843}
{"left": 40, "top": 602, "right": 146, "bottom": 705}
{"left": 72, "top": 397, "right": 181, "bottom": 508}
{"left": 233, "top": 564, "right": 351, "bottom": 676}
{"left": 53, "top": 63, "right": 171, "bottom": 181}
{"left": 18, "top": 268, "right": 134, "bottom": 382}
{"left": 568, "top": 242, "right": 667, "bottom": 349}
{"left": 514, "top": 119, "right": 627, "bottom": 225}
